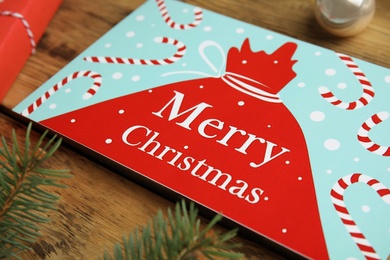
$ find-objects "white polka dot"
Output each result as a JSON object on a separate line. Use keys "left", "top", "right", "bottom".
{"left": 204, "top": 26, "right": 212, "bottom": 32}
{"left": 385, "top": 75, "right": 390, "bottom": 83}
{"left": 242, "top": 60, "right": 247, "bottom": 64}
{"left": 266, "top": 35, "right": 273, "bottom": 40}
{"left": 362, "top": 205, "right": 370, "bottom": 212}
{"left": 324, "top": 139, "right": 340, "bottom": 151}
{"left": 136, "top": 43, "right": 143, "bottom": 48}
{"left": 105, "top": 139, "right": 112, "bottom": 144}
{"left": 136, "top": 15, "right": 144, "bottom": 21}
{"left": 126, "top": 31, "right": 135, "bottom": 37}
{"left": 65, "top": 88, "right": 71, "bottom": 93}
{"left": 132, "top": 75, "right": 140, "bottom": 82}
{"left": 182, "top": 63, "right": 187, "bottom": 67}
{"left": 105, "top": 43, "right": 111, "bottom": 48}
{"left": 264, "top": 197, "right": 269, "bottom": 201}
{"left": 315, "top": 51, "right": 322, "bottom": 56}
{"left": 70, "top": 119, "right": 76, "bottom": 123}
{"left": 297, "top": 82, "right": 305, "bottom": 88}
{"left": 184, "top": 145, "right": 189, "bottom": 149}
{"left": 387, "top": 167, "right": 390, "bottom": 172}
{"left": 238, "top": 101, "right": 245, "bottom": 106}
{"left": 326, "top": 169, "right": 332, "bottom": 174}
{"left": 273, "top": 60, "right": 278, "bottom": 64}
{"left": 285, "top": 161, "right": 290, "bottom": 165}
{"left": 49, "top": 104, "right": 57, "bottom": 109}
{"left": 310, "top": 111, "right": 325, "bottom": 122}
{"left": 267, "top": 125, "right": 271, "bottom": 128}
{"left": 236, "top": 28, "right": 245, "bottom": 34}
{"left": 282, "top": 228, "right": 287, "bottom": 233}
{"left": 118, "top": 109, "right": 125, "bottom": 114}
{"left": 199, "top": 85, "right": 204, "bottom": 89}
{"left": 354, "top": 157, "right": 360, "bottom": 162}
{"left": 298, "top": 176, "right": 302, "bottom": 181}
{"left": 182, "top": 8, "right": 189, "bottom": 13}
{"left": 148, "top": 89, "right": 153, "bottom": 93}
{"left": 338, "top": 82, "right": 347, "bottom": 89}
{"left": 325, "top": 68, "right": 336, "bottom": 76}
{"left": 112, "top": 72, "right": 123, "bottom": 79}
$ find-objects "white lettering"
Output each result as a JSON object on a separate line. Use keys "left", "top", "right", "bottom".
{"left": 152, "top": 91, "right": 212, "bottom": 130}
{"left": 216, "top": 126, "right": 246, "bottom": 146}
{"left": 245, "top": 188, "right": 264, "bottom": 204}
{"left": 208, "top": 169, "right": 233, "bottom": 190}
{"left": 198, "top": 118, "right": 224, "bottom": 138}
{"left": 122, "top": 125, "right": 152, "bottom": 146}
{"left": 228, "top": 180, "right": 249, "bottom": 198}
{"left": 250, "top": 142, "right": 290, "bottom": 168}
{"left": 235, "top": 133, "right": 265, "bottom": 154}
{"left": 139, "top": 131, "right": 161, "bottom": 156}
{"left": 177, "top": 156, "right": 196, "bottom": 171}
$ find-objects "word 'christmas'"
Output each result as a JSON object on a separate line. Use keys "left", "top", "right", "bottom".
{"left": 122, "top": 125, "right": 264, "bottom": 204}
{"left": 152, "top": 91, "right": 290, "bottom": 168}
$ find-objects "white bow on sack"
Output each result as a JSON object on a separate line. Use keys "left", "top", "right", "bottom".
{"left": 163, "top": 40, "right": 282, "bottom": 103}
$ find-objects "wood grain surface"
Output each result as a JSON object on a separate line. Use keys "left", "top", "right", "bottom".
{"left": 1, "top": 0, "right": 389, "bottom": 259}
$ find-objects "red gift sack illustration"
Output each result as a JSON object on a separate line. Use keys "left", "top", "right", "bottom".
{"left": 39, "top": 38, "right": 329, "bottom": 259}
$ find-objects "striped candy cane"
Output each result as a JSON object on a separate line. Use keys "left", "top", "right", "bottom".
{"left": 357, "top": 111, "right": 390, "bottom": 156}
{"left": 0, "top": 10, "right": 36, "bottom": 54}
{"left": 22, "top": 70, "right": 102, "bottom": 117}
{"left": 156, "top": 0, "right": 203, "bottom": 30}
{"left": 331, "top": 173, "right": 390, "bottom": 260}
{"left": 84, "top": 37, "right": 186, "bottom": 65}
{"left": 318, "top": 53, "right": 374, "bottom": 110}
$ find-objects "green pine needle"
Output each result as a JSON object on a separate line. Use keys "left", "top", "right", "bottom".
{"left": 0, "top": 123, "right": 71, "bottom": 259}
{"left": 104, "top": 200, "right": 243, "bottom": 260}
{"left": 1, "top": 123, "right": 244, "bottom": 259}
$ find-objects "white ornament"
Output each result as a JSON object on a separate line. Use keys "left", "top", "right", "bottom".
{"left": 314, "top": 0, "right": 375, "bottom": 37}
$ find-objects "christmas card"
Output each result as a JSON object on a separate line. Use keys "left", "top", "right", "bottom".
{"left": 13, "top": 0, "right": 390, "bottom": 259}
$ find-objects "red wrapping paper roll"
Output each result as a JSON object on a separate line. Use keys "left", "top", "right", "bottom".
{"left": 0, "top": 0, "right": 62, "bottom": 102}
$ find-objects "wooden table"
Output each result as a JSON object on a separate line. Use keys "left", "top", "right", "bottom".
{"left": 1, "top": 0, "right": 389, "bottom": 259}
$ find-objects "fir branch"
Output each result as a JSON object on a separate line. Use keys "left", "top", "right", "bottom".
{"left": 0, "top": 123, "right": 71, "bottom": 259}
{"left": 104, "top": 200, "right": 243, "bottom": 260}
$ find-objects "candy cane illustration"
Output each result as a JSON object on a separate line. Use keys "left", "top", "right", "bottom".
{"left": 83, "top": 37, "right": 186, "bottom": 65}
{"left": 331, "top": 173, "right": 390, "bottom": 260}
{"left": 357, "top": 111, "right": 390, "bottom": 156}
{"left": 156, "top": 0, "right": 203, "bottom": 30}
{"left": 0, "top": 10, "right": 36, "bottom": 54}
{"left": 22, "top": 70, "right": 102, "bottom": 117}
{"left": 318, "top": 53, "right": 374, "bottom": 110}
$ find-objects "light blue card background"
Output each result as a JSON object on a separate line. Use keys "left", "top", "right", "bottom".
{"left": 13, "top": 0, "right": 390, "bottom": 259}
